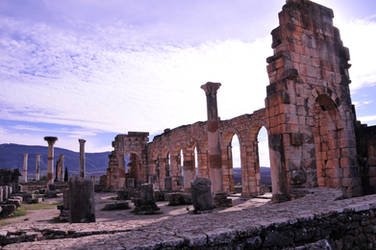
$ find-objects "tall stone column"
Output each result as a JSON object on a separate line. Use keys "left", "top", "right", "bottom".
{"left": 23, "top": 153, "right": 28, "bottom": 183}
{"left": 44, "top": 136, "right": 58, "bottom": 187}
{"left": 61, "top": 155, "right": 65, "bottom": 181}
{"left": 201, "top": 82, "right": 223, "bottom": 194}
{"left": 79, "top": 139, "right": 86, "bottom": 178}
{"left": 35, "top": 154, "right": 40, "bottom": 181}
{"left": 56, "top": 154, "right": 64, "bottom": 181}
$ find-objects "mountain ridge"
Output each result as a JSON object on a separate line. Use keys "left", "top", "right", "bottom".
{"left": 0, "top": 143, "right": 110, "bottom": 177}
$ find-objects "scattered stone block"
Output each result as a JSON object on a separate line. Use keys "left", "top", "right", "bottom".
{"left": 166, "top": 192, "right": 192, "bottom": 206}
{"left": 214, "top": 192, "right": 232, "bottom": 208}
{"left": 154, "top": 190, "right": 165, "bottom": 201}
{"left": 0, "top": 204, "right": 16, "bottom": 218}
{"left": 45, "top": 191, "right": 58, "bottom": 198}
{"left": 10, "top": 195, "right": 23, "bottom": 203}
{"left": 191, "top": 178, "right": 214, "bottom": 212}
{"left": 7, "top": 198, "right": 21, "bottom": 208}
{"left": 132, "top": 184, "right": 161, "bottom": 215}
{"left": 102, "top": 202, "right": 130, "bottom": 211}
{"left": 117, "top": 190, "right": 130, "bottom": 200}
{"left": 28, "top": 197, "right": 43, "bottom": 204}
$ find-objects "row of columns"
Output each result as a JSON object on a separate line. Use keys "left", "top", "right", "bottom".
{"left": 23, "top": 153, "right": 41, "bottom": 182}
{"left": 22, "top": 138, "right": 87, "bottom": 187}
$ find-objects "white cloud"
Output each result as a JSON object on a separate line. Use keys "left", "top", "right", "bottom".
{"left": 339, "top": 18, "right": 376, "bottom": 91}
{"left": 358, "top": 115, "right": 376, "bottom": 123}
{"left": 0, "top": 15, "right": 272, "bottom": 136}
{"left": 0, "top": 125, "right": 111, "bottom": 152}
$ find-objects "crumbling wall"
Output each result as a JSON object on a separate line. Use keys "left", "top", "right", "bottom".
{"left": 105, "top": 132, "right": 149, "bottom": 191}
{"left": 265, "top": 0, "right": 361, "bottom": 200}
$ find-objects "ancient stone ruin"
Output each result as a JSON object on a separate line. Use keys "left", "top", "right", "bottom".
{"left": 105, "top": 0, "right": 376, "bottom": 204}
{"left": 3, "top": 1, "right": 376, "bottom": 249}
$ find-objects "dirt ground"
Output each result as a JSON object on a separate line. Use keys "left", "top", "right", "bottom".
{"left": 0, "top": 192, "right": 271, "bottom": 227}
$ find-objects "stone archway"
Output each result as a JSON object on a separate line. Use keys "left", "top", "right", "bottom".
{"left": 313, "top": 94, "right": 344, "bottom": 188}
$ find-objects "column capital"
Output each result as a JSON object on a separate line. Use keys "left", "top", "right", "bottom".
{"left": 79, "top": 139, "right": 86, "bottom": 144}
{"left": 201, "top": 82, "right": 221, "bottom": 95}
{"left": 44, "top": 136, "right": 58, "bottom": 145}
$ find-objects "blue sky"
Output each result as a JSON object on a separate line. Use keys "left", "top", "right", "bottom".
{"left": 0, "top": 0, "right": 375, "bottom": 169}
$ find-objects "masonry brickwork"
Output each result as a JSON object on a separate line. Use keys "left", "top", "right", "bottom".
{"left": 105, "top": 0, "right": 376, "bottom": 201}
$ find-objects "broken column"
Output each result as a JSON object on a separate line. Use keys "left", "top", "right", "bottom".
{"left": 44, "top": 136, "right": 57, "bottom": 188}
{"left": 79, "top": 139, "right": 86, "bottom": 178}
{"left": 68, "top": 176, "right": 95, "bottom": 223}
{"left": 22, "top": 153, "right": 28, "bottom": 183}
{"left": 201, "top": 82, "right": 223, "bottom": 194}
{"left": 132, "top": 183, "right": 161, "bottom": 215}
{"left": 191, "top": 178, "right": 214, "bottom": 212}
{"left": 56, "top": 154, "right": 64, "bottom": 181}
{"left": 35, "top": 154, "right": 40, "bottom": 181}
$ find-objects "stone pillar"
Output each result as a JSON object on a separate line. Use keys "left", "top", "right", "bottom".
{"left": 79, "top": 139, "right": 86, "bottom": 178}
{"left": 44, "top": 136, "right": 58, "bottom": 187}
{"left": 201, "top": 82, "right": 223, "bottom": 194}
{"left": 56, "top": 154, "right": 64, "bottom": 181}
{"left": 35, "top": 154, "right": 40, "bottom": 181}
{"left": 61, "top": 155, "right": 65, "bottom": 181}
{"left": 68, "top": 176, "right": 95, "bottom": 223}
{"left": 23, "top": 153, "right": 28, "bottom": 183}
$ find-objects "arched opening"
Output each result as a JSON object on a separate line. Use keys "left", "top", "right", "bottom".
{"left": 124, "top": 152, "right": 140, "bottom": 188}
{"left": 180, "top": 149, "right": 184, "bottom": 177}
{"left": 313, "top": 95, "right": 343, "bottom": 188}
{"left": 194, "top": 147, "right": 199, "bottom": 178}
{"left": 229, "top": 134, "right": 241, "bottom": 194}
{"left": 256, "top": 126, "right": 272, "bottom": 194}
{"left": 124, "top": 153, "right": 130, "bottom": 174}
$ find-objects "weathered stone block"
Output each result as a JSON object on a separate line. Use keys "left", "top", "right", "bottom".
{"left": 191, "top": 178, "right": 213, "bottom": 211}
{"left": 68, "top": 176, "right": 95, "bottom": 223}
{"left": 214, "top": 192, "right": 232, "bottom": 208}
{"left": 166, "top": 192, "right": 192, "bottom": 206}
{"left": 0, "top": 204, "right": 16, "bottom": 218}
{"left": 132, "top": 184, "right": 161, "bottom": 215}
{"left": 102, "top": 202, "right": 130, "bottom": 211}
{"left": 164, "top": 177, "right": 172, "bottom": 192}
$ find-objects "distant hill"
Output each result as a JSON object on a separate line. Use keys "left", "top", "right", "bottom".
{"left": 233, "top": 167, "right": 271, "bottom": 186}
{"left": 0, "top": 144, "right": 271, "bottom": 183}
{"left": 0, "top": 144, "right": 110, "bottom": 178}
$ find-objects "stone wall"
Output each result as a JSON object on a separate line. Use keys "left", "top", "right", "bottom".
{"left": 265, "top": 0, "right": 360, "bottom": 199}
{"left": 106, "top": 110, "right": 267, "bottom": 197}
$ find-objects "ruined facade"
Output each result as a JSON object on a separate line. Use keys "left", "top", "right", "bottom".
{"left": 106, "top": 0, "right": 376, "bottom": 200}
